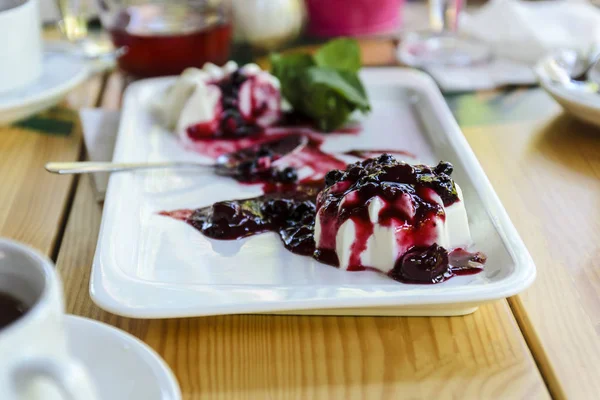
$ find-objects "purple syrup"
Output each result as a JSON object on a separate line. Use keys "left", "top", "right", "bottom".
{"left": 161, "top": 156, "right": 485, "bottom": 284}
{"left": 161, "top": 184, "right": 321, "bottom": 256}
{"left": 223, "top": 134, "right": 305, "bottom": 185}
{"left": 190, "top": 131, "right": 346, "bottom": 187}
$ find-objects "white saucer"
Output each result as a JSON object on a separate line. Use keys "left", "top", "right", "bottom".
{"left": 65, "top": 315, "right": 181, "bottom": 400}
{"left": 0, "top": 42, "right": 91, "bottom": 125}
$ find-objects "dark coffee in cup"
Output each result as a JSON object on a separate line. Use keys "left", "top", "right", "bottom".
{"left": 0, "top": 292, "right": 27, "bottom": 329}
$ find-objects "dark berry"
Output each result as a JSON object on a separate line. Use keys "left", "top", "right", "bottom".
{"left": 291, "top": 201, "right": 315, "bottom": 221}
{"left": 277, "top": 167, "right": 298, "bottom": 184}
{"left": 324, "top": 169, "right": 343, "bottom": 187}
{"left": 346, "top": 165, "right": 365, "bottom": 180}
{"left": 390, "top": 244, "right": 449, "bottom": 283}
{"left": 257, "top": 146, "right": 273, "bottom": 158}
{"left": 211, "top": 202, "right": 240, "bottom": 221}
{"left": 434, "top": 161, "right": 453, "bottom": 176}
{"left": 378, "top": 154, "right": 395, "bottom": 164}
{"left": 300, "top": 213, "right": 315, "bottom": 225}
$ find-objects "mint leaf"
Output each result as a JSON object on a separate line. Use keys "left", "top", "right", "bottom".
{"left": 270, "top": 53, "right": 314, "bottom": 106}
{"left": 337, "top": 71, "right": 370, "bottom": 112}
{"left": 313, "top": 38, "right": 361, "bottom": 73}
{"left": 303, "top": 67, "right": 370, "bottom": 110}
{"left": 299, "top": 80, "right": 354, "bottom": 132}
{"left": 269, "top": 39, "right": 370, "bottom": 132}
{"left": 298, "top": 67, "right": 370, "bottom": 132}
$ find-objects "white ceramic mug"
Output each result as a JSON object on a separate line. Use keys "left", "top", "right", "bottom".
{"left": 0, "top": 238, "right": 98, "bottom": 400}
{"left": 0, "top": 0, "right": 43, "bottom": 94}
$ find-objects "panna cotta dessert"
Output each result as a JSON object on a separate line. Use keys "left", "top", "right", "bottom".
{"left": 314, "top": 155, "right": 476, "bottom": 283}
{"left": 155, "top": 61, "right": 281, "bottom": 141}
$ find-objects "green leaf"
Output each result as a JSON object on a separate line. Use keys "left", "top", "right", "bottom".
{"left": 313, "top": 38, "right": 361, "bottom": 73}
{"left": 300, "top": 80, "right": 354, "bottom": 132}
{"left": 303, "top": 67, "right": 370, "bottom": 110}
{"left": 297, "top": 67, "right": 372, "bottom": 131}
{"left": 270, "top": 53, "right": 315, "bottom": 106}
{"left": 337, "top": 71, "right": 370, "bottom": 112}
{"left": 269, "top": 39, "right": 370, "bottom": 132}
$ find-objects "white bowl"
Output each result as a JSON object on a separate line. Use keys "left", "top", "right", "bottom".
{"left": 535, "top": 50, "right": 600, "bottom": 129}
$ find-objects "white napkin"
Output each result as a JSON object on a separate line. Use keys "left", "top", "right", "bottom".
{"left": 421, "top": 0, "right": 600, "bottom": 92}
{"left": 79, "top": 108, "right": 120, "bottom": 200}
{"left": 461, "top": 0, "right": 600, "bottom": 65}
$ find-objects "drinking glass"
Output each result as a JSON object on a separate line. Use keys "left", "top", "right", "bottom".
{"left": 57, "top": 0, "right": 232, "bottom": 77}
{"left": 398, "top": 0, "right": 491, "bottom": 67}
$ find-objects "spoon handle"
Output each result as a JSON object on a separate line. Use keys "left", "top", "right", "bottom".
{"left": 45, "top": 161, "right": 212, "bottom": 174}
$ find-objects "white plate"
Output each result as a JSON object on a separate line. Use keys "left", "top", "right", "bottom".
{"left": 91, "top": 68, "right": 536, "bottom": 318}
{"left": 66, "top": 315, "right": 181, "bottom": 400}
{"left": 0, "top": 42, "right": 90, "bottom": 125}
{"left": 535, "top": 51, "right": 600, "bottom": 129}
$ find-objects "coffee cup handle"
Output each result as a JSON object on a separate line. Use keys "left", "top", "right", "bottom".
{"left": 12, "top": 357, "right": 98, "bottom": 400}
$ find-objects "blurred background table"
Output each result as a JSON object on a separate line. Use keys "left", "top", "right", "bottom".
{"left": 0, "top": 27, "right": 599, "bottom": 399}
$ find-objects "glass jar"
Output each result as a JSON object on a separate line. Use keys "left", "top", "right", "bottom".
{"left": 96, "top": 0, "right": 232, "bottom": 77}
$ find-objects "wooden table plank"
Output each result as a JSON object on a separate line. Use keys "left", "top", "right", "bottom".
{"left": 461, "top": 89, "right": 600, "bottom": 399}
{"left": 0, "top": 74, "right": 104, "bottom": 256}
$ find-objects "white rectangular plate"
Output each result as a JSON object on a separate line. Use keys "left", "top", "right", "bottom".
{"left": 91, "top": 68, "right": 535, "bottom": 318}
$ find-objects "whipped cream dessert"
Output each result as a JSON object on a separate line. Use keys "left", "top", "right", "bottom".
{"left": 155, "top": 61, "right": 281, "bottom": 141}
{"left": 314, "top": 155, "right": 474, "bottom": 283}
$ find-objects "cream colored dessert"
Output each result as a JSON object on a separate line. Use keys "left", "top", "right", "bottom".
{"left": 313, "top": 155, "right": 473, "bottom": 282}
{"left": 154, "top": 62, "right": 281, "bottom": 141}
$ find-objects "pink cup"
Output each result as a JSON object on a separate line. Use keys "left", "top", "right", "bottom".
{"left": 305, "top": 0, "right": 402, "bottom": 37}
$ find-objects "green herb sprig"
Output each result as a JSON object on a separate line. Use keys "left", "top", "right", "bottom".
{"left": 270, "top": 38, "right": 371, "bottom": 132}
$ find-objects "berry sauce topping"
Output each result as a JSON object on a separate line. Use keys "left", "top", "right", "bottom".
{"left": 222, "top": 134, "right": 304, "bottom": 185}
{"left": 186, "top": 69, "right": 280, "bottom": 140}
{"left": 160, "top": 155, "right": 485, "bottom": 284}
{"left": 189, "top": 131, "right": 347, "bottom": 187}
{"left": 315, "top": 156, "right": 459, "bottom": 235}
{"left": 160, "top": 184, "right": 321, "bottom": 256}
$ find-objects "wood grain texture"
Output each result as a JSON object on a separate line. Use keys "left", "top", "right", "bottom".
{"left": 56, "top": 175, "right": 550, "bottom": 399}
{"left": 0, "top": 74, "right": 103, "bottom": 255}
{"left": 462, "top": 90, "right": 600, "bottom": 399}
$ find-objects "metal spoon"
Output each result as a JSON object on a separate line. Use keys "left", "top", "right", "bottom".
{"left": 45, "top": 134, "right": 308, "bottom": 175}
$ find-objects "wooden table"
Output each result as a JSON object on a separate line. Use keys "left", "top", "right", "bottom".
{"left": 2, "top": 41, "right": 600, "bottom": 400}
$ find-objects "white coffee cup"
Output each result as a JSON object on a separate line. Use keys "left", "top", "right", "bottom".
{"left": 0, "top": 238, "right": 98, "bottom": 400}
{"left": 0, "top": 0, "right": 43, "bottom": 94}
